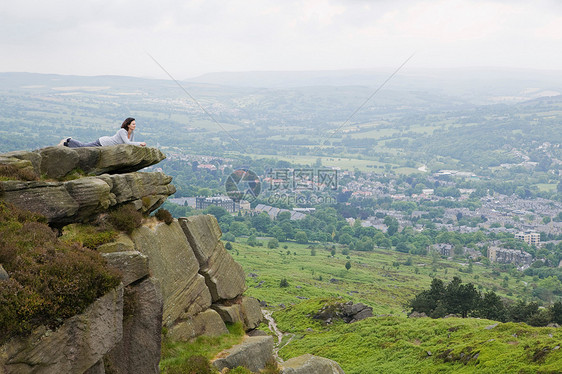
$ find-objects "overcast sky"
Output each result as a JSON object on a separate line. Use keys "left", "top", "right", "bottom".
{"left": 2, "top": 0, "right": 562, "bottom": 79}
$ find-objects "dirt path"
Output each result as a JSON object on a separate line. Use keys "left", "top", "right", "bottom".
{"left": 262, "top": 309, "right": 295, "bottom": 362}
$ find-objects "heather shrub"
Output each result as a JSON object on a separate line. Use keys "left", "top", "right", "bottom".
{"left": 0, "top": 164, "right": 38, "bottom": 181}
{"left": 108, "top": 204, "right": 143, "bottom": 234}
{"left": 60, "top": 223, "right": 118, "bottom": 249}
{"left": 0, "top": 201, "right": 121, "bottom": 343}
{"left": 155, "top": 208, "right": 174, "bottom": 225}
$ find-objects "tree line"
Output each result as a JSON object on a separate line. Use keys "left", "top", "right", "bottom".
{"left": 410, "top": 277, "right": 562, "bottom": 327}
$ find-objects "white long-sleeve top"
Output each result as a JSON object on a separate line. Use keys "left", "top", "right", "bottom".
{"left": 99, "top": 129, "right": 142, "bottom": 146}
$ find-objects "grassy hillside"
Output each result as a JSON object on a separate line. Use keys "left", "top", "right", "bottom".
{"left": 231, "top": 239, "right": 541, "bottom": 315}
{"left": 229, "top": 239, "right": 562, "bottom": 373}
{"left": 274, "top": 299, "right": 562, "bottom": 374}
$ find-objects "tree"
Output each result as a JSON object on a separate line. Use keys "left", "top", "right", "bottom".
{"left": 247, "top": 235, "right": 257, "bottom": 247}
{"left": 203, "top": 205, "right": 229, "bottom": 221}
{"left": 474, "top": 291, "right": 506, "bottom": 322}
{"left": 444, "top": 277, "right": 479, "bottom": 318}
{"left": 224, "top": 241, "right": 233, "bottom": 250}
{"left": 345, "top": 261, "right": 351, "bottom": 271}
{"left": 277, "top": 211, "right": 291, "bottom": 221}
{"left": 222, "top": 232, "right": 235, "bottom": 242}
{"left": 268, "top": 238, "right": 279, "bottom": 249}
{"left": 550, "top": 301, "right": 562, "bottom": 325}
{"left": 295, "top": 231, "right": 308, "bottom": 244}
{"left": 251, "top": 212, "right": 272, "bottom": 233}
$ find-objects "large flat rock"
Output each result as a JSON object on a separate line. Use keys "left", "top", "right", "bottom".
{"left": 0, "top": 145, "right": 166, "bottom": 180}
{"left": 0, "top": 286, "right": 123, "bottom": 374}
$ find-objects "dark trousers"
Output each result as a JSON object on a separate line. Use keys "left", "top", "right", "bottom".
{"left": 66, "top": 138, "right": 102, "bottom": 148}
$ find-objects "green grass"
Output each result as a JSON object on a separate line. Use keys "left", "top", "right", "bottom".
{"left": 534, "top": 183, "right": 557, "bottom": 193}
{"left": 229, "top": 240, "right": 538, "bottom": 315}
{"left": 274, "top": 300, "right": 562, "bottom": 374}
{"left": 159, "top": 323, "right": 245, "bottom": 373}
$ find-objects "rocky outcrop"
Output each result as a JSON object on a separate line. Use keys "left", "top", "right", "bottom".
{"left": 313, "top": 301, "right": 373, "bottom": 325}
{"left": 0, "top": 286, "right": 123, "bottom": 374}
{"left": 131, "top": 221, "right": 212, "bottom": 326}
{"left": 0, "top": 172, "right": 175, "bottom": 226}
{"left": 179, "top": 216, "right": 246, "bottom": 302}
{"left": 212, "top": 336, "right": 274, "bottom": 373}
{"left": 1, "top": 145, "right": 166, "bottom": 180}
{"left": 0, "top": 144, "right": 344, "bottom": 374}
{"left": 104, "top": 278, "right": 163, "bottom": 374}
{"left": 280, "top": 354, "right": 345, "bottom": 374}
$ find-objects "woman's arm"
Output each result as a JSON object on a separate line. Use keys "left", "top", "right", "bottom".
{"left": 117, "top": 129, "right": 145, "bottom": 146}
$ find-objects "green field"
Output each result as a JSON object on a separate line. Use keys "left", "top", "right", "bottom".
{"left": 230, "top": 240, "right": 537, "bottom": 315}
{"left": 227, "top": 239, "right": 562, "bottom": 373}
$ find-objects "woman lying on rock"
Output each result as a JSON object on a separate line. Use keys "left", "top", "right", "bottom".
{"left": 60, "top": 118, "right": 146, "bottom": 147}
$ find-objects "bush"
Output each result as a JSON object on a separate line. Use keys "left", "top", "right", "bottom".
{"left": 108, "top": 204, "right": 143, "bottom": 234}
{"left": 268, "top": 238, "right": 279, "bottom": 249}
{"left": 0, "top": 164, "right": 38, "bottom": 181}
{"left": 280, "top": 278, "right": 289, "bottom": 288}
{"left": 223, "top": 232, "right": 236, "bottom": 242}
{"left": 0, "top": 201, "right": 121, "bottom": 342}
{"left": 225, "top": 241, "right": 233, "bottom": 250}
{"left": 60, "top": 224, "right": 118, "bottom": 249}
{"left": 155, "top": 208, "right": 174, "bottom": 224}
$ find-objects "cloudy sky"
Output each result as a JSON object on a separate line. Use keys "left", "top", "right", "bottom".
{"left": 1, "top": 0, "right": 562, "bottom": 79}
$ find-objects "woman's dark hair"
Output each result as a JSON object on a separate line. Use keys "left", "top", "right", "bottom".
{"left": 121, "top": 117, "right": 136, "bottom": 130}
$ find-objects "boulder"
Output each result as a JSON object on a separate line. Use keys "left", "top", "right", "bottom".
{"left": 168, "top": 309, "right": 228, "bottom": 341}
{"left": 37, "top": 146, "right": 80, "bottom": 179}
{"left": 131, "top": 222, "right": 212, "bottom": 326}
{"left": 104, "top": 278, "right": 163, "bottom": 374}
{"left": 178, "top": 215, "right": 222, "bottom": 264}
{"left": 199, "top": 241, "right": 246, "bottom": 302}
{"left": 0, "top": 286, "right": 123, "bottom": 374}
{"left": 408, "top": 311, "right": 428, "bottom": 318}
{"left": 341, "top": 302, "right": 373, "bottom": 323}
{"left": 240, "top": 296, "right": 264, "bottom": 330}
{"left": 212, "top": 304, "right": 243, "bottom": 325}
{"left": 280, "top": 354, "right": 345, "bottom": 374}
{"left": 212, "top": 336, "right": 274, "bottom": 373}
{"left": 102, "top": 251, "right": 149, "bottom": 286}
{"left": 0, "top": 172, "right": 175, "bottom": 226}
{"left": 0, "top": 265, "right": 9, "bottom": 281}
